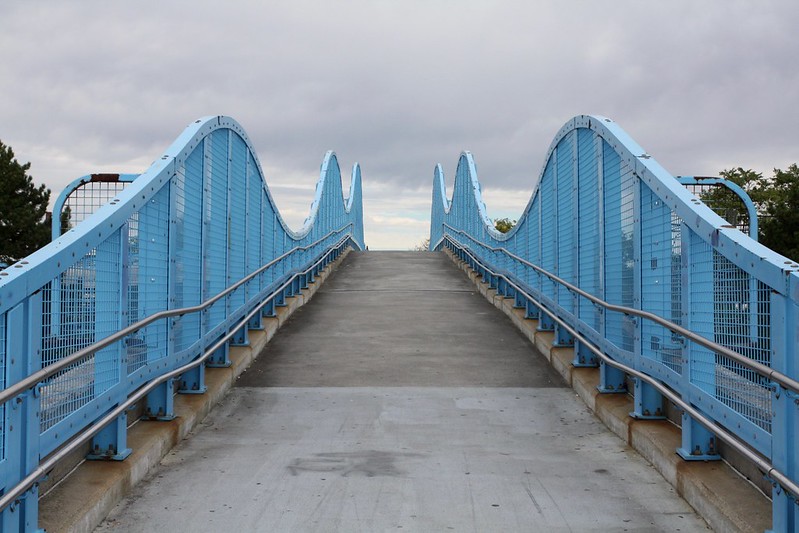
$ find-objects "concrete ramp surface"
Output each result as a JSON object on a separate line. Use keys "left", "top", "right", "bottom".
{"left": 96, "top": 252, "right": 708, "bottom": 532}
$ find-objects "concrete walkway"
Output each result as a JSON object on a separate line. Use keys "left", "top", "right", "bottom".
{"left": 96, "top": 252, "right": 708, "bottom": 532}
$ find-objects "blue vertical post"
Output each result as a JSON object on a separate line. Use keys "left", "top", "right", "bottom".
{"left": 676, "top": 412, "right": 719, "bottom": 460}
{"left": 596, "top": 138, "right": 625, "bottom": 393}
{"left": 573, "top": 340, "right": 598, "bottom": 367}
{"left": 525, "top": 299, "right": 540, "bottom": 320}
{"left": 598, "top": 360, "right": 627, "bottom": 393}
{"left": 206, "top": 335, "right": 231, "bottom": 368}
{"left": 230, "top": 323, "right": 249, "bottom": 347}
{"left": 631, "top": 180, "right": 663, "bottom": 419}
{"left": 514, "top": 290, "right": 526, "bottom": 310}
{"left": 538, "top": 312, "right": 555, "bottom": 332}
{"left": 2, "top": 300, "right": 42, "bottom": 531}
{"left": 89, "top": 229, "right": 132, "bottom": 460}
{"left": 144, "top": 378, "right": 175, "bottom": 420}
{"left": 177, "top": 361, "right": 207, "bottom": 395}
{"left": 768, "top": 293, "right": 798, "bottom": 532}
{"left": 569, "top": 132, "right": 582, "bottom": 360}
{"left": 677, "top": 224, "right": 719, "bottom": 459}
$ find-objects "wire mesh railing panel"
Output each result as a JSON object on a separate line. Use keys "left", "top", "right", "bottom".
{"left": 0, "top": 313, "right": 5, "bottom": 460}
{"left": 541, "top": 160, "right": 556, "bottom": 302}
{"left": 527, "top": 197, "right": 540, "bottom": 292}
{"left": 712, "top": 253, "right": 772, "bottom": 430}
{"left": 603, "top": 143, "right": 633, "bottom": 351}
{"left": 60, "top": 180, "right": 131, "bottom": 235}
{"left": 92, "top": 233, "right": 122, "bottom": 396}
{"left": 39, "top": 232, "right": 122, "bottom": 431}
{"left": 578, "top": 130, "right": 600, "bottom": 330}
{"left": 126, "top": 186, "right": 170, "bottom": 374}
{"left": 688, "top": 231, "right": 716, "bottom": 394}
{"left": 206, "top": 132, "right": 229, "bottom": 330}
{"left": 247, "top": 154, "right": 262, "bottom": 298}
{"left": 640, "top": 184, "right": 682, "bottom": 374}
{"left": 683, "top": 182, "right": 751, "bottom": 237}
{"left": 261, "top": 197, "right": 275, "bottom": 290}
{"left": 557, "top": 132, "right": 574, "bottom": 313}
{"left": 173, "top": 151, "right": 203, "bottom": 352}
{"left": 228, "top": 136, "right": 247, "bottom": 312}
{"left": 688, "top": 226, "right": 772, "bottom": 430}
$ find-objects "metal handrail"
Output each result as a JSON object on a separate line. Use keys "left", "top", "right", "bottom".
{"left": 441, "top": 224, "right": 799, "bottom": 396}
{"left": 0, "top": 236, "right": 353, "bottom": 513}
{"left": 0, "top": 224, "right": 352, "bottom": 406}
{"left": 442, "top": 235, "right": 799, "bottom": 499}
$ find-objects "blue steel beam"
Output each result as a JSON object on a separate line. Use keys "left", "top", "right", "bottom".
{"left": 430, "top": 115, "right": 799, "bottom": 530}
{"left": 0, "top": 116, "right": 364, "bottom": 531}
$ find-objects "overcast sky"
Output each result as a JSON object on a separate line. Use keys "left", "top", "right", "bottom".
{"left": 2, "top": 1, "right": 797, "bottom": 249}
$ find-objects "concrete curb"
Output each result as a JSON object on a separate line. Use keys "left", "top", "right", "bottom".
{"left": 39, "top": 249, "right": 351, "bottom": 533}
{"left": 444, "top": 248, "right": 771, "bottom": 533}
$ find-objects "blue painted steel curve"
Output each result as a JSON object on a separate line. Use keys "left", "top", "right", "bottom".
{"left": 430, "top": 115, "right": 799, "bottom": 529}
{"left": 0, "top": 116, "right": 364, "bottom": 531}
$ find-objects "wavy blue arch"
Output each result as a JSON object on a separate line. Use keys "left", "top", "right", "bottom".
{"left": 430, "top": 115, "right": 799, "bottom": 527}
{"left": 1, "top": 115, "right": 364, "bottom": 312}
{"left": 0, "top": 116, "right": 364, "bottom": 514}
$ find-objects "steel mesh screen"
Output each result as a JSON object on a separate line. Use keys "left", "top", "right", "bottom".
{"left": 603, "top": 143, "right": 635, "bottom": 352}
{"left": 60, "top": 180, "right": 131, "bottom": 235}
{"left": 683, "top": 182, "right": 751, "bottom": 237}
{"left": 228, "top": 136, "right": 247, "bottom": 312}
{"left": 0, "top": 312, "right": 5, "bottom": 459}
{"left": 247, "top": 154, "right": 262, "bottom": 298}
{"left": 39, "top": 231, "right": 122, "bottom": 431}
{"left": 540, "top": 159, "right": 556, "bottom": 301}
{"left": 261, "top": 195, "right": 275, "bottom": 290}
{"left": 206, "top": 132, "right": 229, "bottom": 329}
{"left": 527, "top": 196, "right": 540, "bottom": 292}
{"left": 577, "top": 130, "right": 600, "bottom": 331}
{"left": 711, "top": 252, "right": 771, "bottom": 430}
{"left": 173, "top": 149, "right": 203, "bottom": 352}
{"left": 689, "top": 230, "right": 772, "bottom": 431}
{"left": 92, "top": 234, "right": 122, "bottom": 395}
{"left": 640, "top": 184, "right": 683, "bottom": 374}
{"left": 126, "top": 185, "right": 170, "bottom": 374}
{"left": 557, "top": 132, "right": 574, "bottom": 313}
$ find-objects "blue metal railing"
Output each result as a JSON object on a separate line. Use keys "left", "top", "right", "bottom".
{"left": 0, "top": 116, "right": 364, "bottom": 531}
{"left": 430, "top": 115, "right": 799, "bottom": 531}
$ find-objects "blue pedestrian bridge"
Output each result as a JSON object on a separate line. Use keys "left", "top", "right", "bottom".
{"left": 0, "top": 116, "right": 797, "bottom": 532}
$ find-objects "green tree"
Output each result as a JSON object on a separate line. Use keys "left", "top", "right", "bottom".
{"left": 710, "top": 168, "right": 765, "bottom": 229}
{"left": 494, "top": 217, "right": 516, "bottom": 233}
{"left": 0, "top": 140, "right": 51, "bottom": 264}
{"left": 712, "top": 165, "right": 799, "bottom": 261}
{"left": 59, "top": 205, "right": 72, "bottom": 235}
{"left": 754, "top": 164, "right": 799, "bottom": 261}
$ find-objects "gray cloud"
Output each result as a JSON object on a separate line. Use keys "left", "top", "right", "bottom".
{"left": 1, "top": 1, "right": 797, "bottom": 249}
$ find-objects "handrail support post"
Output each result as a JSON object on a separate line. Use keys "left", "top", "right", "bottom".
{"left": 572, "top": 340, "right": 598, "bottom": 368}
{"left": 143, "top": 379, "right": 175, "bottom": 420}
{"left": 631, "top": 377, "right": 665, "bottom": 419}
{"left": 177, "top": 360, "right": 207, "bottom": 395}
{"left": 87, "top": 412, "right": 132, "bottom": 460}
{"left": 676, "top": 411, "right": 720, "bottom": 461}
{"left": 597, "top": 361, "right": 627, "bottom": 394}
